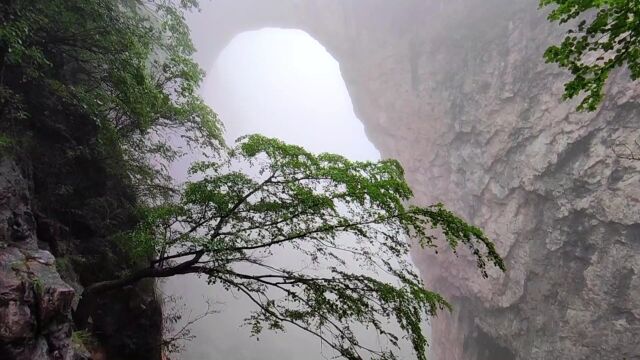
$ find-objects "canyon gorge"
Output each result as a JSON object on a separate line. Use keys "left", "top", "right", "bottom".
{"left": 1, "top": 1, "right": 639, "bottom": 359}
{"left": 186, "top": 0, "right": 640, "bottom": 359}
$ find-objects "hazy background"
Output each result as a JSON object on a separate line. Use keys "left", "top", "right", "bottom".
{"left": 164, "top": 28, "right": 388, "bottom": 360}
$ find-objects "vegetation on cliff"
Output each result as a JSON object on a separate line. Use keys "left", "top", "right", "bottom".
{"left": 83, "top": 134, "right": 503, "bottom": 360}
{"left": 0, "top": 1, "right": 504, "bottom": 359}
{"left": 1, "top": 0, "right": 223, "bottom": 200}
{"left": 541, "top": 0, "right": 640, "bottom": 111}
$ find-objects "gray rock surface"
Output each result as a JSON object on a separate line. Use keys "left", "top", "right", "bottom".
{"left": 189, "top": 1, "right": 640, "bottom": 359}
{"left": 0, "top": 159, "right": 79, "bottom": 360}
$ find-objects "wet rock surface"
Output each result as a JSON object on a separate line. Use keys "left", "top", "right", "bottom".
{"left": 0, "top": 119, "right": 163, "bottom": 360}
{"left": 0, "top": 159, "right": 78, "bottom": 360}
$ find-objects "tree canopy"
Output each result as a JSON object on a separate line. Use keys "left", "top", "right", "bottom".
{"left": 0, "top": 0, "right": 224, "bottom": 198}
{"left": 540, "top": 0, "right": 640, "bottom": 111}
{"left": 85, "top": 134, "right": 504, "bottom": 360}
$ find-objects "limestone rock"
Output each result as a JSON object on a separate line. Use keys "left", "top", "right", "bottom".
{"left": 0, "top": 246, "right": 76, "bottom": 360}
{"left": 0, "top": 159, "right": 78, "bottom": 360}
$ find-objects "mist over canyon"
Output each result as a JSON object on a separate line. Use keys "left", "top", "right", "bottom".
{"left": 1, "top": 1, "right": 639, "bottom": 360}
{"left": 180, "top": 1, "right": 640, "bottom": 359}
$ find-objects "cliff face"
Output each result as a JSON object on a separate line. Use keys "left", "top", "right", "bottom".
{"left": 189, "top": 1, "right": 640, "bottom": 359}
{"left": 0, "top": 159, "right": 78, "bottom": 360}
{"left": 0, "top": 150, "right": 163, "bottom": 360}
{"left": 0, "top": 93, "right": 163, "bottom": 360}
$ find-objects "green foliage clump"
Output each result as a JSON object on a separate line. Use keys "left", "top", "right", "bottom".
{"left": 54, "top": 256, "right": 79, "bottom": 282}
{"left": 94, "top": 134, "right": 505, "bottom": 360}
{"left": 540, "top": 0, "right": 640, "bottom": 111}
{"left": 0, "top": 0, "right": 224, "bottom": 198}
{"left": 122, "top": 203, "right": 185, "bottom": 261}
{"left": 1, "top": 1, "right": 506, "bottom": 359}
{"left": 54, "top": 256, "right": 72, "bottom": 272}
{"left": 72, "top": 329, "right": 98, "bottom": 349}
{"left": 0, "top": 132, "right": 11, "bottom": 156}
{"left": 32, "top": 277, "right": 45, "bottom": 296}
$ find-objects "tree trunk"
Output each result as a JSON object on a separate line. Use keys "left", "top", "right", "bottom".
{"left": 73, "top": 252, "right": 204, "bottom": 329}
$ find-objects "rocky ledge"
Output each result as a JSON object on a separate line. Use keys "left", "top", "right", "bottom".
{"left": 0, "top": 246, "right": 77, "bottom": 360}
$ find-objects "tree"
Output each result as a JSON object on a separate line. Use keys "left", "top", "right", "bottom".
{"left": 0, "top": 0, "right": 224, "bottom": 199}
{"left": 540, "top": 0, "right": 640, "bottom": 111}
{"left": 2, "top": 1, "right": 505, "bottom": 358}
{"left": 79, "top": 134, "right": 505, "bottom": 360}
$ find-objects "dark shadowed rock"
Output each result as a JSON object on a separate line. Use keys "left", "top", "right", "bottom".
{"left": 0, "top": 159, "right": 78, "bottom": 360}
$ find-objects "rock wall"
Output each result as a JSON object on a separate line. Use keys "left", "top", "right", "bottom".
{"left": 0, "top": 69, "right": 164, "bottom": 360}
{"left": 0, "top": 147, "right": 163, "bottom": 360}
{"left": 0, "top": 159, "right": 79, "bottom": 360}
{"left": 189, "top": 1, "right": 640, "bottom": 359}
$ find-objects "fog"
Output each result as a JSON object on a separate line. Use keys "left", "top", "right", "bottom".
{"left": 164, "top": 28, "right": 387, "bottom": 360}
{"left": 207, "top": 29, "right": 379, "bottom": 160}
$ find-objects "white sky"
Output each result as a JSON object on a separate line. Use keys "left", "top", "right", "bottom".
{"left": 202, "top": 28, "right": 380, "bottom": 161}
